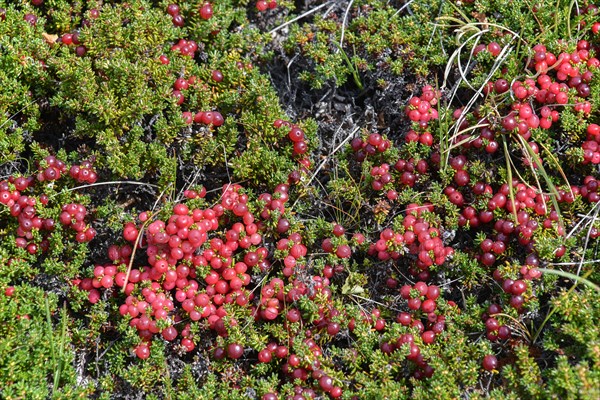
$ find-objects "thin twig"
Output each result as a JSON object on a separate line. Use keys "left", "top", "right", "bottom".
{"left": 576, "top": 201, "right": 600, "bottom": 276}
{"left": 392, "top": 0, "right": 417, "bottom": 18}
{"left": 268, "top": 2, "right": 333, "bottom": 34}
{"left": 307, "top": 126, "right": 360, "bottom": 187}
{"left": 549, "top": 259, "right": 600, "bottom": 266}
{"left": 51, "top": 180, "right": 158, "bottom": 198}
{"left": 0, "top": 100, "right": 37, "bottom": 130}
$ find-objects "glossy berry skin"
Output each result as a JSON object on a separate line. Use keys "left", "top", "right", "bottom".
{"left": 199, "top": 3, "right": 213, "bottom": 19}
{"left": 256, "top": 0, "right": 268, "bottom": 11}
{"left": 212, "top": 70, "right": 224, "bottom": 82}
{"left": 482, "top": 354, "right": 498, "bottom": 371}
{"left": 167, "top": 4, "right": 180, "bottom": 16}
{"left": 227, "top": 343, "right": 244, "bottom": 359}
{"left": 135, "top": 344, "right": 150, "bottom": 359}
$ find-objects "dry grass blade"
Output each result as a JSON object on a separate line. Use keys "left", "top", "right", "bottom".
{"left": 531, "top": 268, "right": 596, "bottom": 344}
{"left": 338, "top": 0, "right": 354, "bottom": 53}
{"left": 268, "top": 2, "right": 333, "bottom": 34}
{"left": 50, "top": 180, "right": 159, "bottom": 199}
{"left": 296, "top": 125, "right": 360, "bottom": 204}
{"left": 516, "top": 135, "right": 564, "bottom": 230}
{"left": 502, "top": 137, "right": 519, "bottom": 224}
{"left": 537, "top": 140, "right": 574, "bottom": 199}
{"left": 121, "top": 183, "right": 172, "bottom": 292}
{"left": 444, "top": 122, "right": 491, "bottom": 153}
{"left": 539, "top": 268, "right": 600, "bottom": 292}
{"left": 439, "top": 39, "right": 516, "bottom": 172}
{"left": 489, "top": 312, "right": 532, "bottom": 342}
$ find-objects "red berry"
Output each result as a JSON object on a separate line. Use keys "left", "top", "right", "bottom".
{"left": 487, "top": 42, "right": 501, "bottom": 57}
{"left": 167, "top": 4, "right": 180, "bottom": 16}
{"left": 135, "top": 344, "right": 150, "bottom": 359}
{"left": 212, "top": 70, "right": 224, "bottom": 82}
{"left": 494, "top": 79, "right": 509, "bottom": 93}
{"left": 319, "top": 375, "right": 334, "bottom": 391}
{"left": 335, "top": 244, "right": 351, "bottom": 258}
{"left": 227, "top": 343, "right": 244, "bottom": 359}
{"left": 256, "top": 0, "right": 268, "bottom": 11}
{"left": 199, "top": 3, "right": 213, "bottom": 19}
{"left": 482, "top": 354, "right": 498, "bottom": 371}
{"left": 172, "top": 14, "right": 184, "bottom": 27}
{"left": 258, "top": 348, "right": 272, "bottom": 363}
{"left": 329, "top": 387, "right": 343, "bottom": 398}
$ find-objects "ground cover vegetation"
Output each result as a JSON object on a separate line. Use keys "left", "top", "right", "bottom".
{"left": 0, "top": 0, "right": 599, "bottom": 399}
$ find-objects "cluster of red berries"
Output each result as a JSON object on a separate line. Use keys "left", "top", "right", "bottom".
{"left": 59, "top": 203, "right": 97, "bottom": 243}
{"left": 369, "top": 163, "right": 392, "bottom": 191}
{"left": 467, "top": 181, "right": 561, "bottom": 269}
{"left": 171, "top": 76, "right": 192, "bottom": 105}
{"left": 166, "top": 4, "right": 185, "bottom": 27}
{"left": 259, "top": 182, "right": 291, "bottom": 226}
{"left": 406, "top": 205, "right": 454, "bottom": 274}
{"left": 254, "top": 278, "right": 284, "bottom": 321}
{"left": 488, "top": 181, "right": 546, "bottom": 214}
{"left": 533, "top": 41, "right": 597, "bottom": 83}
{"left": 368, "top": 203, "right": 453, "bottom": 280}
{"left": 79, "top": 183, "right": 325, "bottom": 359}
{"left": 444, "top": 185, "right": 465, "bottom": 207}
{"left": 170, "top": 38, "right": 198, "bottom": 58}
{"left": 490, "top": 253, "right": 542, "bottom": 311}
{"left": 501, "top": 96, "right": 559, "bottom": 134}
{"left": 183, "top": 186, "right": 207, "bottom": 199}
{"left": 362, "top": 156, "right": 430, "bottom": 201}
{"left": 405, "top": 129, "right": 434, "bottom": 146}
{"left": 69, "top": 159, "right": 98, "bottom": 184}
{"left": 321, "top": 227, "right": 352, "bottom": 260}
{"left": 80, "top": 263, "right": 120, "bottom": 302}
{"left": 482, "top": 304, "right": 512, "bottom": 342}
{"left": 274, "top": 119, "right": 309, "bottom": 157}
{"left": 394, "top": 157, "right": 428, "bottom": 188}
{"left": 1, "top": 156, "right": 97, "bottom": 254}
{"left": 496, "top": 276, "right": 529, "bottom": 311}
{"left": 256, "top": 0, "right": 277, "bottom": 12}
{"left": 36, "top": 155, "right": 67, "bottom": 182}
{"left": 448, "top": 155, "right": 470, "bottom": 186}
{"left": 311, "top": 303, "right": 344, "bottom": 337}
{"left": 168, "top": 71, "right": 226, "bottom": 126}
{"left": 582, "top": 123, "right": 600, "bottom": 164}
{"left": 7, "top": 190, "right": 51, "bottom": 255}
{"left": 181, "top": 109, "right": 225, "bottom": 126}
{"left": 451, "top": 108, "right": 499, "bottom": 153}
{"left": 276, "top": 233, "right": 308, "bottom": 278}
{"left": 376, "top": 282, "right": 446, "bottom": 379}
{"left": 458, "top": 202, "right": 494, "bottom": 230}
{"left": 371, "top": 227, "right": 404, "bottom": 261}
{"left": 278, "top": 335, "right": 341, "bottom": 398}
{"left": 457, "top": 37, "right": 599, "bottom": 168}
{"left": 59, "top": 31, "right": 82, "bottom": 49}
{"left": 405, "top": 85, "right": 440, "bottom": 124}
{"left": 255, "top": 273, "right": 332, "bottom": 326}
{"left": 350, "top": 132, "right": 391, "bottom": 162}
{"left": 578, "top": 175, "right": 600, "bottom": 202}
{"left": 210, "top": 274, "right": 342, "bottom": 397}
{"left": 473, "top": 41, "right": 503, "bottom": 58}
{"left": 399, "top": 282, "right": 442, "bottom": 323}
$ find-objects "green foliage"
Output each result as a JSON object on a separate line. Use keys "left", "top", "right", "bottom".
{"left": 0, "top": 287, "right": 91, "bottom": 399}
{"left": 1, "top": 0, "right": 600, "bottom": 399}
{"left": 285, "top": 0, "right": 457, "bottom": 88}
